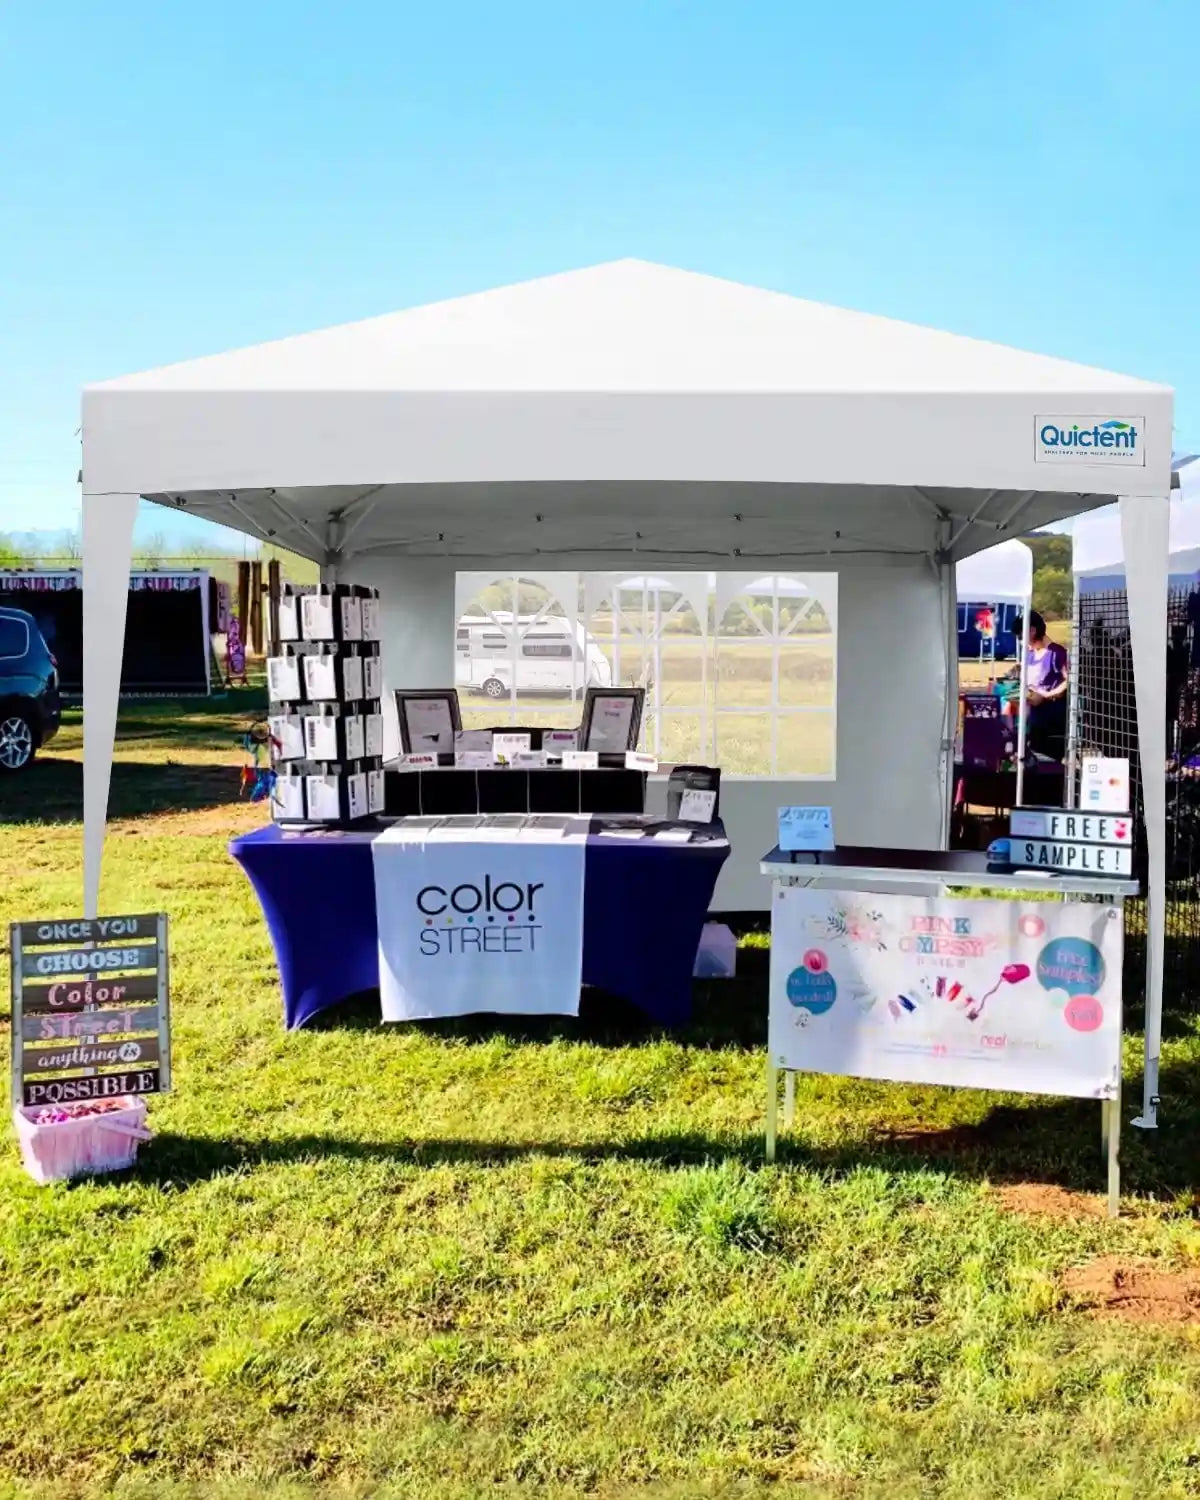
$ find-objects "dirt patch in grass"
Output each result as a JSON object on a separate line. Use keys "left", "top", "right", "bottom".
{"left": 881, "top": 1123, "right": 988, "bottom": 1155}
{"left": 1062, "top": 1256, "right": 1200, "bottom": 1325}
{"left": 993, "top": 1183, "right": 1109, "bottom": 1222}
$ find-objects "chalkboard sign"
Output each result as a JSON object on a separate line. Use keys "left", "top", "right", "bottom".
{"left": 10, "top": 914, "right": 171, "bottom": 1109}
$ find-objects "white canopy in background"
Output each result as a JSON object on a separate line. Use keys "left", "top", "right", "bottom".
{"left": 955, "top": 539, "right": 1034, "bottom": 606}
{"left": 81, "top": 258, "right": 1175, "bottom": 1125}
{"left": 955, "top": 538, "right": 1036, "bottom": 802}
{"left": 1074, "top": 460, "right": 1200, "bottom": 589}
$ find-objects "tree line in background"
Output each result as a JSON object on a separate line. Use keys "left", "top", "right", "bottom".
{"left": 0, "top": 530, "right": 1076, "bottom": 619}
{"left": 0, "top": 530, "right": 316, "bottom": 585}
{"left": 1026, "top": 533, "right": 1072, "bottom": 621}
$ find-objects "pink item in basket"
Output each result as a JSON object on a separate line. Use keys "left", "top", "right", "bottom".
{"left": 13, "top": 1096, "right": 152, "bottom": 1183}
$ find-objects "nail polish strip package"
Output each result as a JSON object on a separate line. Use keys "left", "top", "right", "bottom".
{"left": 271, "top": 763, "right": 309, "bottom": 823}
{"left": 268, "top": 711, "right": 306, "bottom": 762}
{"left": 363, "top": 708, "right": 385, "bottom": 758}
{"left": 362, "top": 648, "right": 383, "bottom": 700}
{"left": 303, "top": 644, "right": 365, "bottom": 702}
{"left": 302, "top": 704, "right": 366, "bottom": 762}
{"left": 277, "top": 585, "right": 314, "bottom": 643}
{"left": 300, "top": 586, "right": 338, "bottom": 642}
{"left": 267, "top": 643, "right": 317, "bottom": 705}
{"left": 304, "top": 761, "right": 370, "bottom": 824}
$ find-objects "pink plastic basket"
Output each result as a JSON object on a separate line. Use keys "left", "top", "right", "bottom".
{"left": 13, "top": 1098, "right": 152, "bottom": 1183}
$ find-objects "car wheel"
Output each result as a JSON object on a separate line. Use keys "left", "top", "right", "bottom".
{"left": 0, "top": 712, "right": 34, "bottom": 771}
{"left": 482, "top": 678, "right": 506, "bottom": 700}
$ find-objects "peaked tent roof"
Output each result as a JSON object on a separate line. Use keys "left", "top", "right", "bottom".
{"left": 82, "top": 259, "right": 1174, "bottom": 562}
{"left": 93, "top": 258, "right": 1170, "bottom": 397}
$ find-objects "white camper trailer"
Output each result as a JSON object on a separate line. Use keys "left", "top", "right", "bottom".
{"left": 455, "top": 613, "right": 613, "bottom": 699}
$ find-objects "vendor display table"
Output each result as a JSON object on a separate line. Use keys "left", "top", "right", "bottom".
{"left": 760, "top": 845, "right": 1138, "bottom": 1214}
{"left": 231, "top": 819, "right": 729, "bottom": 1029}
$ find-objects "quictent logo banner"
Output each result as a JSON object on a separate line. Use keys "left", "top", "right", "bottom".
{"left": 1035, "top": 415, "right": 1145, "bottom": 466}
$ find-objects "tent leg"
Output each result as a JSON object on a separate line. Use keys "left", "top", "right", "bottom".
{"left": 1105, "top": 1093, "right": 1121, "bottom": 1219}
{"left": 1136, "top": 927, "right": 1161, "bottom": 1129}
{"left": 938, "top": 555, "right": 956, "bottom": 849}
{"left": 83, "top": 491, "right": 139, "bottom": 919}
{"left": 1121, "top": 494, "right": 1169, "bottom": 1131}
{"left": 1014, "top": 589, "right": 1031, "bottom": 806}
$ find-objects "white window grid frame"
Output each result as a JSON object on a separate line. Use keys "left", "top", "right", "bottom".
{"left": 453, "top": 571, "right": 837, "bottom": 775}
{"left": 585, "top": 575, "right": 709, "bottom": 762}
{"left": 454, "top": 572, "right": 583, "bottom": 723}
{"left": 713, "top": 575, "right": 838, "bottom": 780}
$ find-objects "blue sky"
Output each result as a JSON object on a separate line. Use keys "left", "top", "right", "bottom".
{"left": 1, "top": 0, "right": 1196, "bottom": 546}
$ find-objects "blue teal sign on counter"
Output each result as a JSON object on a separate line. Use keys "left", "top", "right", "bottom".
{"left": 778, "top": 806, "right": 834, "bottom": 853}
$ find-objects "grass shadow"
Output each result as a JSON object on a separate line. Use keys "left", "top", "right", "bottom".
{"left": 130, "top": 1051, "right": 1200, "bottom": 1204}
{"left": 0, "top": 686, "right": 270, "bottom": 825}
{"left": 0, "top": 757, "right": 249, "bottom": 825}
{"left": 300, "top": 947, "right": 771, "bottom": 1052}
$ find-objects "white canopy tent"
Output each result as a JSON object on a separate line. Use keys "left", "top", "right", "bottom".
{"left": 955, "top": 538, "right": 1035, "bottom": 802}
{"left": 81, "top": 259, "right": 1174, "bottom": 1124}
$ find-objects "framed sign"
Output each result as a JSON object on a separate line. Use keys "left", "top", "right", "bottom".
{"left": 394, "top": 688, "right": 462, "bottom": 754}
{"left": 579, "top": 687, "right": 644, "bottom": 753}
{"left": 10, "top": 914, "right": 171, "bottom": 1109}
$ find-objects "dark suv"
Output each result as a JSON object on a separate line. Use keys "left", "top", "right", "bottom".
{"left": 0, "top": 607, "right": 61, "bottom": 772}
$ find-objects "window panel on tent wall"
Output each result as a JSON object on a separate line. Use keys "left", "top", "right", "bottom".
{"left": 451, "top": 570, "right": 838, "bottom": 775}
{"left": 713, "top": 574, "right": 838, "bottom": 777}
{"left": 584, "top": 573, "right": 710, "bottom": 762}
{"left": 453, "top": 572, "right": 581, "bottom": 730}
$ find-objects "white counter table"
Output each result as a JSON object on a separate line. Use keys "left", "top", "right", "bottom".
{"left": 760, "top": 845, "right": 1138, "bottom": 1215}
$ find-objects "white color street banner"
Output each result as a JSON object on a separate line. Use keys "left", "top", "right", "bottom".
{"left": 372, "top": 821, "right": 588, "bottom": 1021}
{"left": 769, "top": 888, "right": 1123, "bottom": 1100}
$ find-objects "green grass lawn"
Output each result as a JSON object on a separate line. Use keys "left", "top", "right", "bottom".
{"left": 2, "top": 694, "right": 1200, "bottom": 1498}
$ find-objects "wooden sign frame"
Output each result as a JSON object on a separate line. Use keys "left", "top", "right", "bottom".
{"left": 10, "top": 913, "right": 171, "bottom": 1110}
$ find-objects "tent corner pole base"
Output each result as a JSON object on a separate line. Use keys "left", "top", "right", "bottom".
{"left": 1132, "top": 1055, "right": 1160, "bottom": 1130}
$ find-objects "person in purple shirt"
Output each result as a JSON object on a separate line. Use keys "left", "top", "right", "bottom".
{"left": 1013, "top": 609, "right": 1069, "bottom": 759}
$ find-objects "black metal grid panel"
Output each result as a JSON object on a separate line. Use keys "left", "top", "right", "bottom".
{"left": 1071, "top": 584, "right": 1200, "bottom": 1013}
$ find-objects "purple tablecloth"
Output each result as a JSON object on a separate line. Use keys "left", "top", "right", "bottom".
{"left": 230, "top": 823, "right": 730, "bottom": 1030}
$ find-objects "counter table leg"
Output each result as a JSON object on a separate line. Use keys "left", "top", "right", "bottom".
{"left": 1106, "top": 1092, "right": 1121, "bottom": 1220}
{"left": 783, "top": 1070, "right": 796, "bottom": 1128}
{"left": 765, "top": 1061, "right": 779, "bottom": 1163}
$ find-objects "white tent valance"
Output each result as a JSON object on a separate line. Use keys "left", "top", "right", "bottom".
{"left": 80, "top": 259, "right": 1176, "bottom": 1127}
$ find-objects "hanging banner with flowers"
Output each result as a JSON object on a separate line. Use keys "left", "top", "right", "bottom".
{"left": 768, "top": 888, "right": 1123, "bottom": 1100}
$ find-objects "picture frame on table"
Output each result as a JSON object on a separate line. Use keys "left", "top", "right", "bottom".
{"left": 395, "top": 688, "right": 462, "bottom": 754}
{"left": 579, "top": 686, "right": 645, "bottom": 754}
